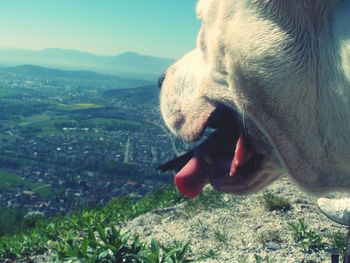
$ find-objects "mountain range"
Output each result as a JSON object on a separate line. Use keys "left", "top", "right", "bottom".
{"left": 1, "top": 64, "right": 152, "bottom": 89}
{"left": 0, "top": 48, "right": 175, "bottom": 80}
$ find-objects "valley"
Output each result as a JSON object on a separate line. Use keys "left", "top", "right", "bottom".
{"left": 0, "top": 65, "right": 189, "bottom": 217}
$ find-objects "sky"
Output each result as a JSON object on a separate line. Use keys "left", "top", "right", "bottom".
{"left": 0, "top": 0, "right": 201, "bottom": 59}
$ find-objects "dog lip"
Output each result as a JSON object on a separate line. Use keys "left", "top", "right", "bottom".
{"left": 159, "top": 103, "right": 270, "bottom": 196}
{"left": 178, "top": 104, "right": 216, "bottom": 142}
{"left": 159, "top": 104, "right": 243, "bottom": 172}
{"left": 159, "top": 104, "right": 244, "bottom": 172}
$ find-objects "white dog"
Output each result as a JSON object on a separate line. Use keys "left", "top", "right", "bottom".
{"left": 159, "top": 0, "right": 350, "bottom": 198}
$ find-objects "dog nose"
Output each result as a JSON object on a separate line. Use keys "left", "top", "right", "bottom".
{"left": 158, "top": 73, "right": 165, "bottom": 89}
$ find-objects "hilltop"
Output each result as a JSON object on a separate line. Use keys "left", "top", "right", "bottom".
{"left": 0, "top": 48, "right": 174, "bottom": 80}
{"left": 122, "top": 177, "right": 348, "bottom": 262}
{"left": 1, "top": 177, "right": 349, "bottom": 262}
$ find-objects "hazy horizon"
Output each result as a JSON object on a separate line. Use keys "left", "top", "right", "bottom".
{"left": 0, "top": 0, "right": 200, "bottom": 59}
{"left": 0, "top": 47, "right": 176, "bottom": 59}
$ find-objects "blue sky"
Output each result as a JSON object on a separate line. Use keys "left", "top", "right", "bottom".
{"left": 0, "top": 0, "right": 200, "bottom": 59}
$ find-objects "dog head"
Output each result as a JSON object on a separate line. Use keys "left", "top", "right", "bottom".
{"left": 160, "top": 0, "right": 350, "bottom": 196}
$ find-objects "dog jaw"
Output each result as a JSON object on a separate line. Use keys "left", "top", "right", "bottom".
{"left": 160, "top": 0, "right": 350, "bottom": 194}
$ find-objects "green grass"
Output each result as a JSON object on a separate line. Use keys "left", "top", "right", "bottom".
{"left": 55, "top": 102, "right": 103, "bottom": 110}
{"left": 72, "top": 103, "right": 103, "bottom": 109}
{"left": 23, "top": 119, "right": 56, "bottom": 131}
{"left": 288, "top": 219, "right": 325, "bottom": 252}
{"left": 55, "top": 102, "right": 77, "bottom": 110}
{"left": 30, "top": 185, "right": 52, "bottom": 198}
{"left": 260, "top": 191, "right": 292, "bottom": 212}
{"left": 0, "top": 87, "right": 32, "bottom": 98}
{"left": 19, "top": 114, "right": 50, "bottom": 126}
{"left": 0, "top": 186, "right": 188, "bottom": 261}
{"left": 0, "top": 170, "right": 27, "bottom": 190}
{"left": 59, "top": 227, "right": 192, "bottom": 262}
{"left": 258, "top": 229, "right": 282, "bottom": 244}
{"left": 287, "top": 211, "right": 347, "bottom": 256}
{"left": 1, "top": 184, "right": 346, "bottom": 261}
{"left": 0, "top": 169, "right": 53, "bottom": 198}
{"left": 22, "top": 115, "right": 156, "bottom": 136}
{"left": 0, "top": 134, "right": 16, "bottom": 141}
{"left": 184, "top": 187, "right": 241, "bottom": 215}
{"left": 80, "top": 117, "right": 157, "bottom": 130}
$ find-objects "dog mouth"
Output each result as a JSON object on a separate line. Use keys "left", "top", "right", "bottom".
{"left": 159, "top": 104, "right": 265, "bottom": 198}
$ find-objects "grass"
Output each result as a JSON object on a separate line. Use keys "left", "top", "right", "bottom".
{"left": 288, "top": 218, "right": 325, "bottom": 252}
{"left": 260, "top": 191, "right": 292, "bottom": 212}
{"left": 24, "top": 119, "right": 57, "bottom": 132}
{"left": 189, "top": 219, "right": 210, "bottom": 239}
{"left": 55, "top": 102, "right": 103, "bottom": 110}
{"left": 0, "top": 186, "right": 189, "bottom": 261}
{"left": 0, "top": 169, "right": 53, "bottom": 198}
{"left": 254, "top": 255, "right": 275, "bottom": 263}
{"left": 72, "top": 103, "right": 103, "bottom": 109}
{"left": 55, "top": 102, "right": 77, "bottom": 110}
{"left": 81, "top": 117, "right": 154, "bottom": 127}
{"left": 24, "top": 115, "right": 156, "bottom": 136}
{"left": 0, "top": 134, "right": 16, "bottom": 141}
{"left": 0, "top": 87, "right": 32, "bottom": 98}
{"left": 0, "top": 183, "right": 347, "bottom": 261}
{"left": 58, "top": 226, "right": 192, "bottom": 262}
{"left": 258, "top": 229, "right": 282, "bottom": 244}
{"left": 30, "top": 185, "right": 52, "bottom": 198}
{"left": 184, "top": 187, "right": 240, "bottom": 215}
{"left": 197, "top": 249, "right": 218, "bottom": 261}
{"left": 326, "top": 230, "right": 347, "bottom": 258}
{"left": 19, "top": 114, "right": 50, "bottom": 126}
{"left": 213, "top": 229, "right": 229, "bottom": 244}
{"left": 288, "top": 220, "right": 348, "bottom": 258}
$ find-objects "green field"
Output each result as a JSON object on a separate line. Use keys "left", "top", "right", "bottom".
{"left": 19, "top": 114, "right": 51, "bottom": 126}
{"left": 21, "top": 115, "right": 157, "bottom": 136}
{"left": 55, "top": 102, "right": 103, "bottom": 110}
{"left": 25, "top": 119, "right": 57, "bottom": 129}
{"left": 72, "top": 103, "right": 103, "bottom": 109}
{"left": 0, "top": 134, "right": 16, "bottom": 141}
{"left": 81, "top": 117, "right": 155, "bottom": 128}
{"left": 0, "top": 170, "right": 53, "bottom": 198}
{"left": 0, "top": 87, "right": 33, "bottom": 98}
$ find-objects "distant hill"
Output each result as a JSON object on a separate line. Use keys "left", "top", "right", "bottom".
{"left": 0, "top": 48, "right": 174, "bottom": 80}
{"left": 104, "top": 52, "right": 173, "bottom": 77}
{"left": 2, "top": 64, "right": 152, "bottom": 89}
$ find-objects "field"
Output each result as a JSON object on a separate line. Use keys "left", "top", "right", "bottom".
{"left": 0, "top": 87, "right": 36, "bottom": 98}
{"left": 19, "top": 114, "right": 51, "bottom": 126}
{"left": 0, "top": 169, "right": 52, "bottom": 198}
{"left": 0, "top": 98, "right": 156, "bottom": 139}
{"left": 0, "top": 95, "right": 162, "bottom": 201}
{"left": 55, "top": 102, "right": 103, "bottom": 110}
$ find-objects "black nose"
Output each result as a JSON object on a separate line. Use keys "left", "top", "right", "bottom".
{"left": 158, "top": 73, "right": 165, "bottom": 89}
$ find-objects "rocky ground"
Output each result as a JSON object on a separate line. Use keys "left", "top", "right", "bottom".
{"left": 122, "top": 177, "right": 350, "bottom": 263}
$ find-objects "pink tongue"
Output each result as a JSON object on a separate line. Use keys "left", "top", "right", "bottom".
{"left": 174, "top": 157, "right": 207, "bottom": 199}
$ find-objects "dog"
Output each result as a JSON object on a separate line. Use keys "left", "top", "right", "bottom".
{"left": 159, "top": 0, "right": 350, "bottom": 198}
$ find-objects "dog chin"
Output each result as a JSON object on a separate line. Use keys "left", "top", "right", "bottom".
{"left": 209, "top": 158, "right": 283, "bottom": 195}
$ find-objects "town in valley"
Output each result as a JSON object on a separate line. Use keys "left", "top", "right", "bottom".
{"left": 0, "top": 65, "right": 192, "bottom": 216}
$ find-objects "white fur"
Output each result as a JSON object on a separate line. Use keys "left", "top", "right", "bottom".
{"left": 160, "top": 0, "right": 350, "bottom": 194}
